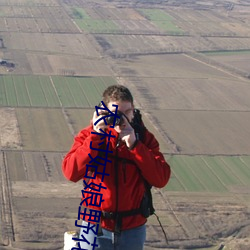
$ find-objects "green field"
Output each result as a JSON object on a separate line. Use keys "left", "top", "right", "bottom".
{"left": 138, "top": 9, "right": 183, "bottom": 33}
{"left": 138, "top": 9, "right": 173, "bottom": 21}
{"left": 2, "top": 74, "right": 250, "bottom": 194}
{"left": 71, "top": 7, "right": 90, "bottom": 19}
{"left": 0, "top": 75, "right": 116, "bottom": 108}
{"left": 71, "top": 7, "right": 119, "bottom": 32}
{"left": 75, "top": 19, "right": 118, "bottom": 32}
{"left": 165, "top": 155, "right": 250, "bottom": 192}
{"left": 202, "top": 49, "right": 250, "bottom": 56}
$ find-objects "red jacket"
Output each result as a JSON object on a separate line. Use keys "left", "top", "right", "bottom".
{"left": 62, "top": 124, "right": 171, "bottom": 231}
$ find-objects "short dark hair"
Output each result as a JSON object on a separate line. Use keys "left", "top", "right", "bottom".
{"left": 102, "top": 85, "right": 133, "bottom": 105}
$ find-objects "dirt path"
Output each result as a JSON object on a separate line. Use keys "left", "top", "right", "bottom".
{"left": 0, "top": 108, "right": 21, "bottom": 150}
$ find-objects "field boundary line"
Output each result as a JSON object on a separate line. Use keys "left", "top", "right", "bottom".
{"left": 239, "top": 156, "right": 250, "bottom": 171}
{"left": 57, "top": 1, "right": 83, "bottom": 33}
{"left": 170, "top": 165, "right": 187, "bottom": 192}
{"left": 71, "top": 19, "right": 83, "bottom": 33}
{"left": 200, "top": 156, "right": 228, "bottom": 191}
{"left": 37, "top": 76, "right": 49, "bottom": 107}
{"left": 49, "top": 76, "right": 62, "bottom": 107}
{"left": 49, "top": 76, "right": 75, "bottom": 135}
{"left": 3, "top": 150, "right": 248, "bottom": 157}
{"left": 23, "top": 76, "right": 33, "bottom": 107}
{"left": 91, "top": 77, "right": 103, "bottom": 97}
{"left": 0, "top": 152, "right": 15, "bottom": 245}
{"left": 5, "top": 47, "right": 103, "bottom": 59}
{"left": 220, "top": 157, "right": 245, "bottom": 186}
{"left": 75, "top": 77, "right": 91, "bottom": 107}
{"left": 159, "top": 189, "right": 190, "bottom": 239}
{"left": 12, "top": 76, "right": 18, "bottom": 106}
{"left": 61, "top": 108, "right": 76, "bottom": 136}
{"left": 51, "top": 76, "right": 76, "bottom": 135}
{"left": 183, "top": 158, "right": 208, "bottom": 192}
{"left": 143, "top": 111, "right": 180, "bottom": 154}
{"left": 6, "top": 105, "right": 250, "bottom": 113}
{"left": 184, "top": 52, "right": 250, "bottom": 82}
{"left": 92, "top": 77, "right": 104, "bottom": 100}
{"left": 20, "top": 152, "right": 28, "bottom": 181}
{"left": 63, "top": 77, "right": 78, "bottom": 107}
{"left": 148, "top": 108, "right": 250, "bottom": 112}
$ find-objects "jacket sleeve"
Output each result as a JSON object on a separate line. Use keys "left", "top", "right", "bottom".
{"left": 62, "top": 126, "right": 103, "bottom": 182}
{"left": 130, "top": 128, "right": 171, "bottom": 188}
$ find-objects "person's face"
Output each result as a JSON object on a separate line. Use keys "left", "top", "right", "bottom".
{"left": 107, "top": 100, "right": 134, "bottom": 123}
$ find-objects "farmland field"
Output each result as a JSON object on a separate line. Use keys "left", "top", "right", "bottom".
{"left": 149, "top": 110, "right": 250, "bottom": 155}
{"left": 70, "top": 7, "right": 120, "bottom": 33}
{"left": 205, "top": 37, "right": 250, "bottom": 51}
{"left": 0, "top": 16, "right": 79, "bottom": 33}
{"left": 2, "top": 31, "right": 112, "bottom": 75}
{"left": 6, "top": 151, "right": 66, "bottom": 182}
{"left": 165, "top": 155, "right": 250, "bottom": 192}
{"left": 138, "top": 8, "right": 184, "bottom": 34}
{"left": 75, "top": 19, "right": 119, "bottom": 33}
{"left": 94, "top": 33, "right": 250, "bottom": 56}
{"left": 1, "top": 0, "right": 250, "bottom": 250}
{"left": 0, "top": 3, "right": 78, "bottom": 33}
{"left": 112, "top": 53, "right": 250, "bottom": 111}
{"left": 4, "top": 33, "right": 100, "bottom": 57}
{"left": 68, "top": 7, "right": 162, "bottom": 34}
{"left": 0, "top": 108, "right": 21, "bottom": 149}
{"left": 166, "top": 8, "right": 250, "bottom": 36}
{"left": 86, "top": 7, "right": 146, "bottom": 21}
{"left": 113, "top": 53, "right": 232, "bottom": 78}
{"left": 0, "top": 75, "right": 116, "bottom": 107}
{"left": 203, "top": 50, "right": 250, "bottom": 73}
{"left": 16, "top": 108, "right": 73, "bottom": 151}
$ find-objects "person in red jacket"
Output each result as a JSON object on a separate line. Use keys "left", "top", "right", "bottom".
{"left": 62, "top": 85, "right": 171, "bottom": 250}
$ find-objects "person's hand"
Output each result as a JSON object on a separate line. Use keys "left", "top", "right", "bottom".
{"left": 92, "top": 110, "right": 108, "bottom": 132}
{"left": 115, "top": 115, "right": 137, "bottom": 149}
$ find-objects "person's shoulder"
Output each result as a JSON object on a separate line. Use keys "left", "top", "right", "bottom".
{"left": 76, "top": 124, "right": 93, "bottom": 138}
{"left": 144, "top": 126, "right": 154, "bottom": 139}
{"left": 142, "top": 126, "right": 160, "bottom": 147}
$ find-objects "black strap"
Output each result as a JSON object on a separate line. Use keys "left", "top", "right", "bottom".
{"left": 102, "top": 208, "right": 141, "bottom": 220}
{"left": 114, "top": 147, "right": 120, "bottom": 234}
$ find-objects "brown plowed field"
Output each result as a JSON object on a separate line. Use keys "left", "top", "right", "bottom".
{"left": 1, "top": 1, "right": 250, "bottom": 250}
